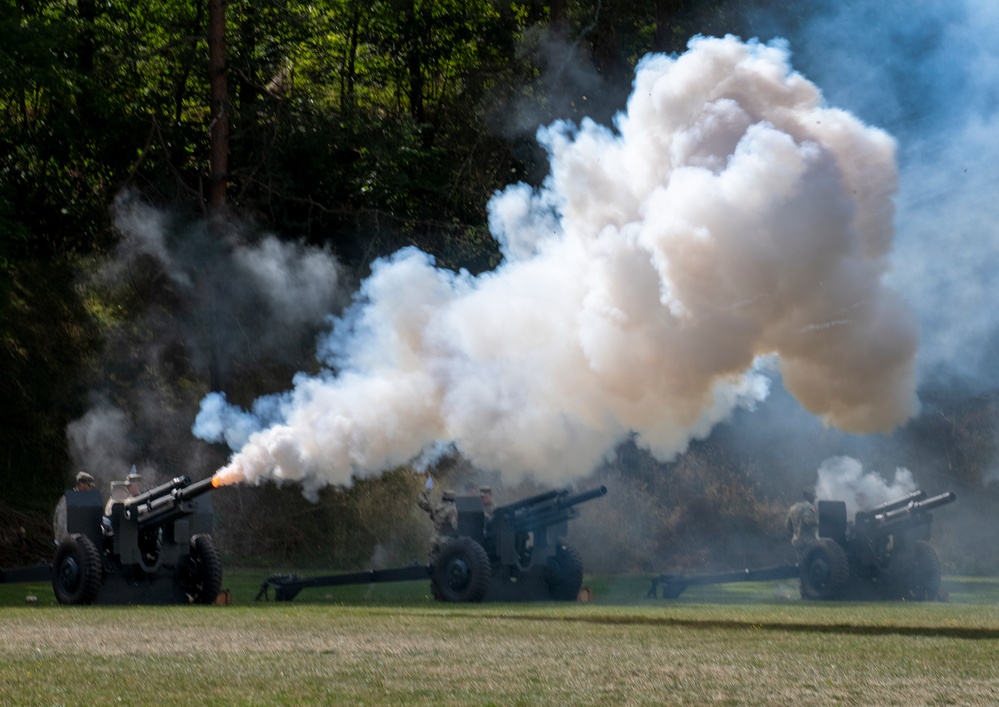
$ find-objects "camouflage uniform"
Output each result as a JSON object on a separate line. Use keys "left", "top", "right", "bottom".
{"left": 418, "top": 488, "right": 458, "bottom": 560}
{"left": 54, "top": 471, "right": 97, "bottom": 544}
{"left": 786, "top": 490, "right": 819, "bottom": 560}
{"left": 104, "top": 473, "right": 143, "bottom": 516}
{"left": 479, "top": 486, "right": 495, "bottom": 523}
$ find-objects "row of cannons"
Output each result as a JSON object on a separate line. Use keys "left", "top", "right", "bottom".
{"left": 1, "top": 476, "right": 957, "bottom": 605}
{"left": 0, "top": 477, "right": 608, "bottom": 605}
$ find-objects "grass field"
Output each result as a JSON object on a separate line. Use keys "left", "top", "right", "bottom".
{"left": 2, "top": 570, "right": 999, "bottom": 705}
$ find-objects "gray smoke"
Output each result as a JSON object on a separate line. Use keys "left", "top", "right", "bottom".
{"left": 108, "top": 193, "right": 347, "bottom": 361}
{"left": 197, "top": 36, "right": 918, "bottom": 495}
{"left": 815, "top": 456, "right": 917, "bottom": 518}
{"left": 65, "top": 193, "right": 347, "bottom": 483}
{"left": 65, "top": 403, "right": 136, "bottom": 486}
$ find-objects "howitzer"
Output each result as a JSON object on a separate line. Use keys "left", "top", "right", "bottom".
{"left": 649, "top": 488, "right": 956, "bottom": 602}
{"left": 52, "top": 474, "right": 224, "bottom": 605}
{"left": 259, "top": 484, "right": 608, "bottom": 604}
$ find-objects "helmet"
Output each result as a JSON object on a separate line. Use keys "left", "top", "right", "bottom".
{"left": 75, "top": 471, "right": 96, "bottom": 485}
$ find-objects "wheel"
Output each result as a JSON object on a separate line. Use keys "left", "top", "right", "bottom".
{"left": 902, "top": 541, "right": 942, "bottom": 601}
{"left": 799, "top": 539, "right": 849, "bottom": 600}
{"left": 545, "top": 543, "right": 584, "bottom": 601}
{"left": 52, "top": 534, "right": 102, "bottom": 605}
{"left": 433, "top": 537, "right": 491, "bottom": 602}
{"left": 180, "top": 535, "right": 223, "bottom": 604}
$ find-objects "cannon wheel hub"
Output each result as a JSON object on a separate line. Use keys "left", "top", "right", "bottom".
{"left": 433, "top": 537, "right": 491, "bottom": 602}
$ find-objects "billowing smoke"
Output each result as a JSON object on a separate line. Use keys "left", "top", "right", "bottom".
{"left": 761, "top": 0, "right": 999, "bottom": 388}
{"left": 815, "top": 456, "right": 917, "bottom": 518}
{"left": 64, "top": 193, "right": 347, "bottom": 483}
{"left": 196, "top": 36, "right": 918, "bottom": 496}
{"left": 108, "top": 193, "right": 347, "bottom": 365}
{"left": 66, "top": 403, "right": 137, "bottom": 485}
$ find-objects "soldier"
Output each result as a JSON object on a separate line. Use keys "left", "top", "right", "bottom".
{"left": 104, "top": 471, "right": 144, "bottom": 516}
{"left": 53, "top": 471, "right": 97, "bottom": 544}
{"left": 479, "top": 486, "right": 495, "bottom": 521}
{"left": 417, "top": 478, "right": 458, "bottom": 560}
{"left": 786, "top": 488, "right": 819, "bottom": 560}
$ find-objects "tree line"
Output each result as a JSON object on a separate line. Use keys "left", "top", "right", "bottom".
{"left": 9, "top": 0, "right": 997, "bottom": 577}
{"left": 1, "top": 0, "right": 777, "bottom": 509}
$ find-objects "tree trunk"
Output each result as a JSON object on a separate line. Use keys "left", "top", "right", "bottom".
{"left": 404, "top": 0, "right": 424, "bottom": 122}
{"left": 344, "top": 6, "right": 361, "bottom": 112}
{"left": 207, "top": 0, "right": 229, "bottom": 212}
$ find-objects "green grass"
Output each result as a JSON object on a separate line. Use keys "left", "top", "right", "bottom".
{"left": 3, "top": 571, "right": 999, "bottom": 704}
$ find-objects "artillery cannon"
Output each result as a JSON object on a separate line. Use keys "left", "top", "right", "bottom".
{"left": 258, "top": 484, "right": 608, "bottom": 603}
{"left": 649, "top": 489, "right": 956, "bottom": 602}
{"left": 53, "top": 475, "right": 223, "bottom": 605}
{"left": 801, "top": 490, "right": 956, "bottom": 601}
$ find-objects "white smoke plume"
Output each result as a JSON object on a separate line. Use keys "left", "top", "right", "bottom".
{"left": 815, "top": 456, "right": 917, "bottom": 518}
{"left": 196, "top": 36, "right": 918, "bottom": 495}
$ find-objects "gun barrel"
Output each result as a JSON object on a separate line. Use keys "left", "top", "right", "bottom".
{"left": 508, "top": 485, "right": 608, "bottom": 531}
{"left": 129, "top": 475, "right": 220, "bottom": 529}
{"left": 176, "top": 476, "right": 218, "bottom": 502}
{"left": 495, "top": 489, "right": 562, "bottom": 516}
{"left": 880, "top": 491, "right": 956, "bottom": 523}
{"left": 559, "top": 485, "right": 608, "bottom": 508}
{"left": 125, "top": 476, "right": 191, "bottom": 512}
{"left": 867, "top": 490, "right": 927, "bottom": 517}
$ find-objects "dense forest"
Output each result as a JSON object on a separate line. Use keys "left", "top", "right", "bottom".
{"left": 2, "top": 0, "right": 997, "bottom": 576}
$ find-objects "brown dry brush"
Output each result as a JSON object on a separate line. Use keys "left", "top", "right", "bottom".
{"left": 0, "top": 502, "right": 53, "bottom": 567}
{"left": 571, "top": 445, "right": 791, "bottom": 575}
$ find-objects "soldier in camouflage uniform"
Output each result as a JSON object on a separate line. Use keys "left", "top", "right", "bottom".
{"left": 104, "top": 471, "right": 144, "bottom": 516}
{"left": 479, "top": 486, "right": 495, "bottom": 523}
{"left": 417, "top": 480, "right": 458, "bottom": 561}
{"left": 786, "top": 489, "right": 819, "bottom": 561}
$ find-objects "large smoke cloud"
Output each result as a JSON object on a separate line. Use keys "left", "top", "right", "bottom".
{"left": 765, "top": 0, "right": 999, "bottom": 387}
{"left": 195, "top": 36, "right": 918, "bottom": 496}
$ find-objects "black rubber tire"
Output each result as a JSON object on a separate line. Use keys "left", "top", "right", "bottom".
{"left": 799, "top": 538, "right": 850, "bottom": 600}
{"left": 52, "top": 534, "right": 102, "bottom": 605}
{"left": 903, "top": 541, "right": 942, "bottom": 601}
{"left": 181, "top": 535, "right": 224, "bottom": 604}
{"left": 433, "top": 537, "right": 491, "bottom": 602}
{"left": 545, "top": 543, "right": 584, "bottom": 601}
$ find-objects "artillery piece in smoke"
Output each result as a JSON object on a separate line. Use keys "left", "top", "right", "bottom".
{"left": 649, "top": 489, "right": 956, "bottom": 602}
{"left": 257, "top": 484, "right": 607, "bottom": 603}
{"left": 52, "top": 475, "right": 223, "bottom": 605}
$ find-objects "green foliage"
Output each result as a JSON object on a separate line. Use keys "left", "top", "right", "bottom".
{"left": 4, "top": 0, "right": 993, "bottom": 584}
{"left": 0, "top": 259, "right": 100, "bottom": 508}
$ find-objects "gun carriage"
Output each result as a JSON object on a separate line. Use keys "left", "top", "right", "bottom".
{"left": 52, "top": 475, "right": 223, "bottom": 605}
{"left": 258, "top": 485, "right": 607, "bottom": 603}
{"left": 649, "top": 489, "right": 956, "bottom": 602}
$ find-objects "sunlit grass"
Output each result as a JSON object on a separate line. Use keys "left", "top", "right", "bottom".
{"left": 2, "top": 572, "right": 999, "bottom": 704}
